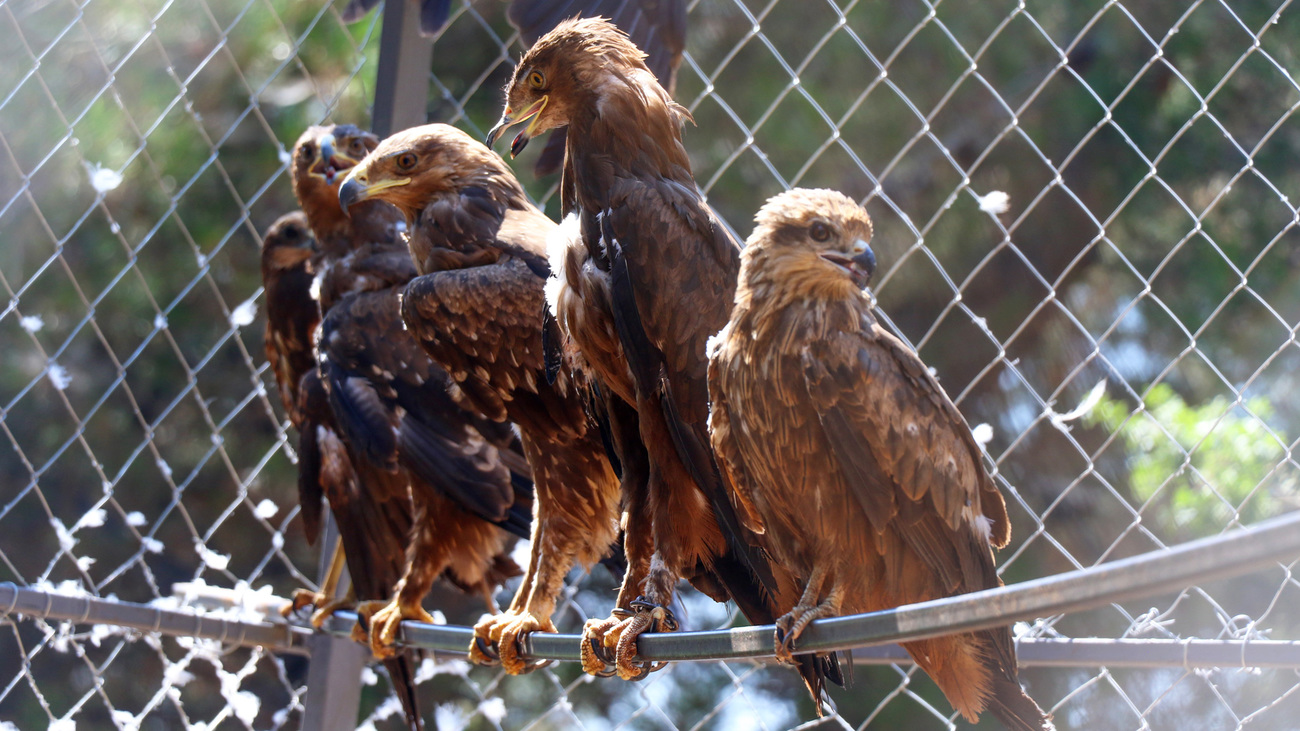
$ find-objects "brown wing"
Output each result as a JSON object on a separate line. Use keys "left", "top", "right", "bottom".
{"left": 509, "top": 0, "right": 688, "bottom": 176}
{"left": 317, "top": 242, "right": 420, "bottom": 313}
{"left": 260, "top": 213, "right": 319, "bottom": 424}
{"left": 705, "top": 349, "right": 768, "bottom": 538}
{"left": 801, "top": 325, "right": 1011, "bottom": 595}
{"left": 318, "top": 286, "right": 533, "bottom": 537}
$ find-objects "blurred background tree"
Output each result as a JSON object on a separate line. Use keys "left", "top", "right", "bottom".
{"left": 2, "top": 0, "right": 1299, "bottom": 728}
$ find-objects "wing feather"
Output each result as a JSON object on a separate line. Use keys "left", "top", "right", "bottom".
{"left": 803, "top": 327, "right": 1009, "bottom": 594}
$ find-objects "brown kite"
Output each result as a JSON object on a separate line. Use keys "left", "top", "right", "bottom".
{"left": 260, "top": 211, "right": 426, "bottom": 730}
{"left": 337, "top": 123, "right": 621, "bottom": 675}
{"left": 485, "top": 17, "right": 841, "bottom": 703}
{"left": 707, "top": 188, "right": 1051, "bottom": 730}
{"left": 290, "top": 125, "right": 531, "bottom": 670}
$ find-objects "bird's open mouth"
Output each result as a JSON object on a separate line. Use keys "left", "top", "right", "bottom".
{"left": 312, "top": 156, "right": 354, "bottom": 185}
{"left": 485, "top": 96, "right": 548, "bottom": 158}
{"left": 820, "top": 246, "right": 877, "bottom": 289}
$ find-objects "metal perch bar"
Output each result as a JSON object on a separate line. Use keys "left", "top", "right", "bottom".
{"left": 0, "top": 582, "right": 313, "bottom": 656}
{"left": 5, "top": 511, "right": 1300, "bottom": 667}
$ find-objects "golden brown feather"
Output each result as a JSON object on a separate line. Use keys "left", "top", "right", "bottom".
{"left": 339, "top": 123, "right": 621, "bottom": 675}
{"left": 708, "top": 188, "right": 1051, "bottom": 730}
{"left": 486, "top": 18, "right": 841, "bottom": 699}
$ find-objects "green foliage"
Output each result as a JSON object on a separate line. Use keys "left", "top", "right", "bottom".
{"left": 1089, "top": 383, "right": 1293, "bottom": 537}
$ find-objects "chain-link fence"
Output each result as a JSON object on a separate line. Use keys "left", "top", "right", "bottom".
{"left": 4, "top": 0, "right": 1300, "bottom": 729}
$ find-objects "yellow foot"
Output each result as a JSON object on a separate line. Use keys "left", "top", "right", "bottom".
{"left": 580, "top": 597, "right": 677, "bottom": 681}
{"left": 469, "top": 610, "right": 556, "bottom": 674}
{"left": 355, "top": 599, "right": 434, "bottom": 659}
{"left": 280, "top": 588, "right": 326, "bottom": 618}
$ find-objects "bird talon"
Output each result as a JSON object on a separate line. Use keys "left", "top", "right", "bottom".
{"left": 516, "top": 658, "right": 554, "bottom": 674}
{"left": 472, "top": 636, "right": 501, "bottom": 665}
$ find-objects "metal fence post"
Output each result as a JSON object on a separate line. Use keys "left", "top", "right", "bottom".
{"left": 302, "top": 629, "right": 370, "bottom": 731}
{"left": 371, "top": 0, "right": 434, "bottom": 138}
{"left": 301, "top": 516, "right": 369, "bottom": 731}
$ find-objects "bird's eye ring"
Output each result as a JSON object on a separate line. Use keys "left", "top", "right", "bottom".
{"left": 809, "top": 222, "right": 832, "bottom": 242}
{"left": 396, "top": 152, "right": 417, "bottom": 170}
{"left": 527, "top": 70, "right": 545, "bottom": 89}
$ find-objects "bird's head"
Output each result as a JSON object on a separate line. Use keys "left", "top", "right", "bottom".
{"left": 290, "top": 124, "right": 381, "bottom": 203}
{"left": 743, "top": 188, "right": 877, "bottom": 293}
{"left": 485, "top": 16, "right": 648, "bottom": 158}
{"left": 260, "top": 211, "right": 317, "bottom": 273}
{"left": 337, "top": 123, "right": 505, "bottom": 221}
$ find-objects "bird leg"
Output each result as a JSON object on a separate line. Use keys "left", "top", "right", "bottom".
{"left": 582, "top": 517, "right": 653, "bottom": 678}
{"left": 469, "top": 521, "right": 557, "bottom": 674}
{"left": 583, "top": 551, "right": 678, "bottom": 681}
{"left": 357, "top": 525, "right": 444, "bottom": 660}
{"left": 355, "top": 580, "right": 436, "bottom": 660}
{"left": 281, "top": 542, "right": 349, "bottom": 623}
{"left": 774, "top": 563, "right": 841, "bottom": 664}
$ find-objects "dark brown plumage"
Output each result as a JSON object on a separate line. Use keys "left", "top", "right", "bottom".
{"left": 485, "top": 17, "right": 840, "bottom": 701}
{"left": 707, "top": 188, "right": 1052, "bottom": 730}
{"left": 260, "top": 210, "right": 425, "bottom": 731}
{"left": 289, "top": 126, "right": 533, "bottom": 726}
{"left": 337, "top": 123, "right": 621, "bottom": 675}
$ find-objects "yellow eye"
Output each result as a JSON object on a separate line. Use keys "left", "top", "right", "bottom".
{"left": 396, "top": 152, "right": 417, "bottom": 170}
{"left": 527, "top": 70, "right": 545, "bottom": 89}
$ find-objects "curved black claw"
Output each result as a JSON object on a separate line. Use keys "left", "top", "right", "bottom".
{"left": 586, "top": 636, "right": 619, "bottom": 677}
{"left": 629, "top": 597, "right": 679, "bottom": 633}
{"left": 473, "top": 636, "right": 501, "bottom": 665}
{"left": 517, "top": 657, "right": 554, "bottom": 674}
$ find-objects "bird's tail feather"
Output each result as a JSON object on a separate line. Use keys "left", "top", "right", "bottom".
{"left": 986, "top": 672, "right": 1053, "bottom": 731}
{"left": 384, "top": 654, "right": 427, "bottom": 731}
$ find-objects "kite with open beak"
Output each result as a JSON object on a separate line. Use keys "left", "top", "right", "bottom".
{"left": 484, "top": 96, "right": 548, "bottom": 158}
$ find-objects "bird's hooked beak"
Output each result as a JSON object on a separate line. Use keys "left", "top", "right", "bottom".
{"left": 485, "top": 96, "right": 548, "bottom": 158}
{"left": 820, "top": 238, "right": 877, "bottom": 289}
{"left": 308, "top": 133, "right": 364, "bottom": 186}
{"left": 337, "top": 163, "right": 410, "bottom": 218}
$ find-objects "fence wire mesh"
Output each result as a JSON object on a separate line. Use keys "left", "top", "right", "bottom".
{"left": 3, "top": 0, "right": 1300, "bottom": 729}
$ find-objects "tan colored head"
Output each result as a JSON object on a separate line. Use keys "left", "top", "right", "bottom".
{"left": 290, "top": 124, "right": 381, "bottom": 203}
{"left": 337, "top": 123, "right": 513, "bottom": 221}
{"left": 260, "top": 210, "right": 316, "bottom": 273}
{"left": 743, "top": 188, "right": 877, "bottom": 293}
{"left": 484, "top": 16, "right": 650, "bottom": 157}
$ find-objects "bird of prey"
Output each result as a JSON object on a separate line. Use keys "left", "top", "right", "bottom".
{"left": 337, "top": 123, "right": 621, "bottom": 675}
{"left": 707, "top": 188, "right": 1052, "bottom": 731}
{"left": 331, "top": 0, "right": 685, "bottom": 176}
{"left": 290, "top": 125, "right": 533, "bottom": 667}
{"left": 260, "top": 211, "right": 425, "bottom": 730}
{"left": 485, "top": 17, "right": 841, "bottom": 703}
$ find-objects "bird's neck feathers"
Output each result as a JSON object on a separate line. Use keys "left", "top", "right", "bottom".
{"left": 732, "top": 249, "right": 874, "bottom": 344}
{"left": 308, "top": 197, "right": 398, "bottom": 259}
{"left": 569, "top": 65, "right": 694, "bottom": 181}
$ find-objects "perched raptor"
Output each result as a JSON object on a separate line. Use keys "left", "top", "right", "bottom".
{"left": 707, "top": 188, "right": 1052, "bottom": 731}
{"left": 337, "top": 123, "right": 621, "bottom": 675}
{"left": 329, "top": 0, "right": 684, "bottom": 176}
{"left": 290, "top": 125, "right": 532, "bottom": 667}
{"left": 485, "top": 17, "right": 840, "bottom": 703}
{"left": 260, "top": 211, "right": 425, "bottom": 730}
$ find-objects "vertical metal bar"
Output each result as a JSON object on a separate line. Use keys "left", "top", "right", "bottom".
{"left": 301, "top": 631, "right": 370, "bottom": 731}
{"left": 372, "top": 0, "right": 434, "bottom": 137}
